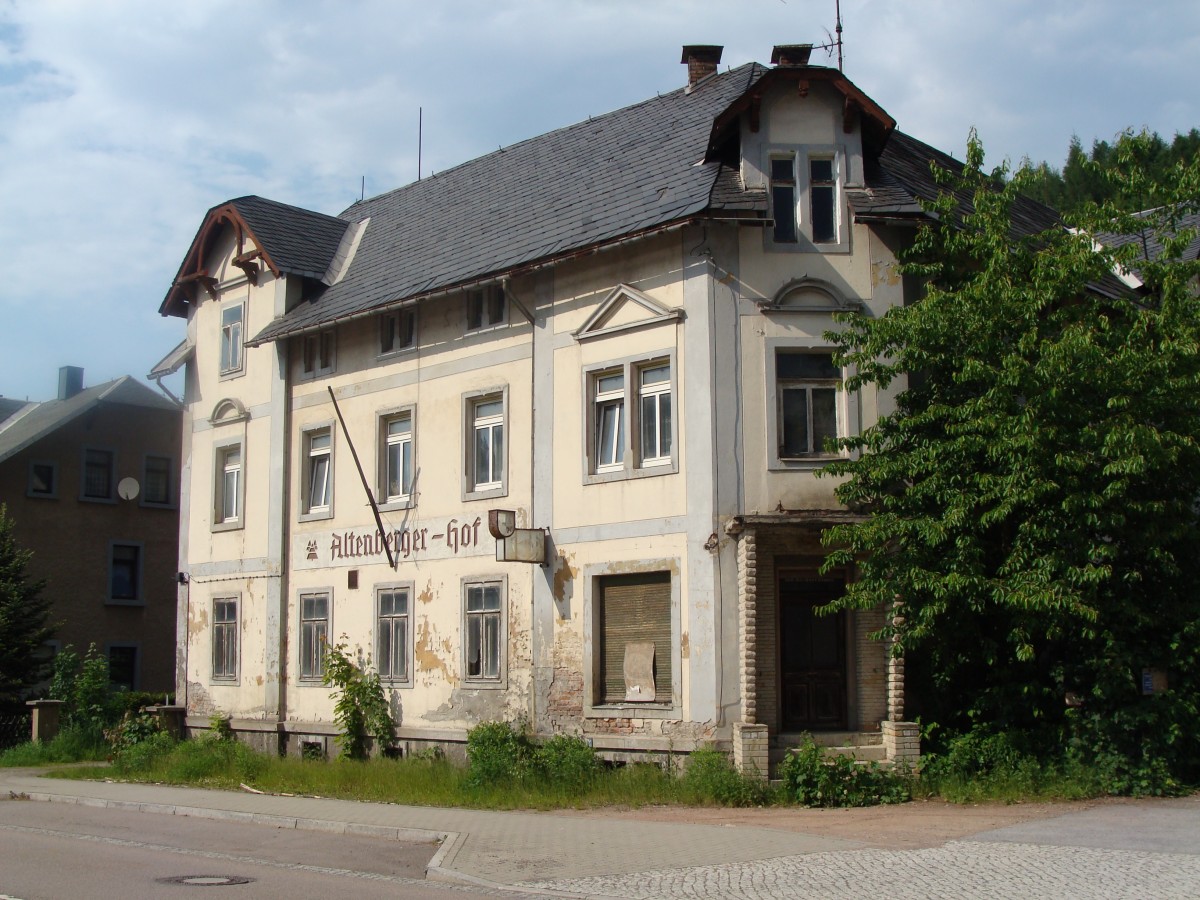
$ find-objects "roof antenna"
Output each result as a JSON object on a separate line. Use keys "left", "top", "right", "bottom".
{"left": 360, "top": 176, "right": 365, "bottom": 202}
{"left": 835, "top": 0, "right": 844, "bottom": 71}
{"left": 418, "top": 107, "right": 423, "bottom": 181}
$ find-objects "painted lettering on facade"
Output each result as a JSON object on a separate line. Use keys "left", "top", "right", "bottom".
{"left": 325, "top": 516, "right": 484, "bottom": 564}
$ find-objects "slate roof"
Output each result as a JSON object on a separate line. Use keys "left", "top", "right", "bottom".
{"left": 0, "top": 377, "right": 179, "bottom": 466}
{"left": 227, "top": 195, "right": 349, "bottom": 281}
{"left": 1096, "top": 210, "right": 1200, "bottom": 268}
{"left": 247, "top": 63, "right": 768, "bottom": 346}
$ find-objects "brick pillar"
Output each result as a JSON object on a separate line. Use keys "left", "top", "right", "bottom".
{"left": 27, "top": 699, "right": 64, "bottom": 743}
{"left": 737, "top": 527, "right": 758, "bottom": 724}
{"left": 732, "top": 722, "right": 769, "bottom": 778}
{"left": 881, "top": 720, "right": 921, "bottom": 766}
{"left": 887, "top": 604, "right": 905, "bottom": 721}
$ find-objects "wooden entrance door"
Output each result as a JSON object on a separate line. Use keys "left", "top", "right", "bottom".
{"left": 779, "top": 577, "right": 847, "bottom": 731}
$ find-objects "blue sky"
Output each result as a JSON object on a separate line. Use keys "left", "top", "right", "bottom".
{"left": 2, "top": 0, "right": 1197, "bottom": 403}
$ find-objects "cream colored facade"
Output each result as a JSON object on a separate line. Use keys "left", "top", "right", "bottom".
{"left": 163, "top": 49, "right": 923, "bottom": 769}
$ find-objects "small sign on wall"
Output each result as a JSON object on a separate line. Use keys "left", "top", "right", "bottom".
{"left": 1141, "top": 668, "right": 1168, "bottom": 695}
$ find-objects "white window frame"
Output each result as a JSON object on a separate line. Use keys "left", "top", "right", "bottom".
{"left": 378, "top": 407, "right": 416, "bottom": 510}
{"left": 219, "top": 300, "right": 245, "bottom": 377}
{"left": 764, "top": 145, "right": 849, "bottom": 252}
{"left": 27, "top": 460, "right": 57, "bottom": 499}
{"left": 107, "top": 540, "right": 144, "bottom": 606}
{"left": 211, "top": 594, "right": 239, "bottom": 683}
{"left": 379, "top": 308, "right": 417, "bottom": 357}
{"left": 583, "top": 352, "right": 678, "bottom": 483}
{"left": 582, "top": 559, "right": 681, "bottom": 718}
{"left": 80, "top": 446, "right": 116, "bottom": 502}
{"left": 462, "top": 387, "right": 508, "bottom": 501}
{"left": 141, "top": 454, "right": 174, "bottom": 508}
{"left": 213, "top": 440, "right": 244, "bottom": 532}
{"left": 593, "top": 369, "right": 625, "bottom": 473}
{"left": 298, "top": 589, "right": 331, "bottom": 683}
{"left": 300, "top": 425, "right": 334, "bottom": 521}
{"left": 765, "top": 339, "right": 858, "bottom": 469}
{"left": 376, "top": 582, "right": 413, "bottom": 686}
{"left": 637, "top": 361, "right": 673, "bottom": 467}
{"left": 301, "top": 330, "right": 336, "bottom": 379}
{"left": 462, "top": 576, "right": 507, "bottom": 687}
{"left": 465, "top": 285, "right": 507, "bottom": 332}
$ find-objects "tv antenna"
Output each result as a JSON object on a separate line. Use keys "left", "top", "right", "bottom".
{"left": 815, "top": 0, "right": 845, "bottom": 71}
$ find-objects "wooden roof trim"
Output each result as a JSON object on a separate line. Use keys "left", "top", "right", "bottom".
{"left": 707, "top": 67, "right": 896, "bottom": 159}
{"left": 160, "top": 203, "right": 283, "bottom": 317}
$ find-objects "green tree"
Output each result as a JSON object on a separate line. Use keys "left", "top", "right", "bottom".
{"left": 820, "top": 132, "right": 1200, "bottom": 790}
{"left": 0, "top": 504, "right": 55, "bottom": 703}
{"left": 322, "top": 640, "right": 394, "bottom": 760}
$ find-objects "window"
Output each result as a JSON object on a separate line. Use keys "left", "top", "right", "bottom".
{"left": 464, "top": 580, "right": 504, "bottom": 683}
{"left": 585, "top": 357, "right": 675, "bottom": 480}
{"left": 109, "top": 543, "right": 142, "bottom": 604}
{"left": 776, "top": 350, "right": 841, "bottom": 458}
{"left": 143, "top": 455, "right": 172, "bottom": 506}
{"left": 381, "top": 413, "right": 414, "bottom": 505}
{"left": 466, "top": 393, "right": 505, "bottom": 497}
{"left": 299, "top": 591, "right": 330, "bottom": 681}
{"left": 596, "top": 572, "right": 671, "bottom": 705}
{"left": 638, "top": 363, "right": 672, "bottom": 466}
{"left": 302, "top": 428, "right": 333, "bottom": 518}
{"left": 107, "top": 645, "right": 138, "bottom": 691}
{"left": 810, "top": 157, "right": 836, "bottom": 243}
{"left": 82, "top": 448, "right": 114, "bottom": 500}
{"left": 377, "top": 586, "right": 411, "bottom": 683}
{"left": 593, "top": 371, "right": 625, "bottom": 471}
{"left": 466, "top": 285, "right": 506, "bottom": 331}
{"left": 302, "top": 330, "right": 336, "bottom": 377}
{"left": 214, "top": 443, "right": 242, "bottom": 528}
{"left": 220, "top": 302, "right": 244, "bottom": 375}
{"left": 770, "top": 156, "right": 798, "bottom": 243}
{"left": 380, "top": 309, "right": 416, "bottom": 355}
{"left": 28, "top": 461, "right": 56, "bottom": 498}
{"left": 212, "top": 596, "right": 238, "bottom": 681}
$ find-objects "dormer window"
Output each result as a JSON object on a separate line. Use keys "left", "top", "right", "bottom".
{"left": 809, "top": 157, "right": 836, "bottom": 244}
{"left": 380, "top": 309, "right": 416, "bottom": 355}
{"left": 466, "top": 286, "right": 506, "bottom": 331}
{"left": 770, "top": 156, "right": 797, "bottom": 243}
{"left": 302, "top": 330, "right": 335, "bottom": 377}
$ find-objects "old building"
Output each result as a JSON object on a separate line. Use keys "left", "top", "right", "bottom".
{"left": 0, "top": 369, "right": 181, "bottom": 692}
{"left": 154, "top": 44, "right": 954, "bottom": 770}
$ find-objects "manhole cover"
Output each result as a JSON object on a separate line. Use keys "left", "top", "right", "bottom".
{"left": 156, "top": 875, "right": 254, "bottom": 887}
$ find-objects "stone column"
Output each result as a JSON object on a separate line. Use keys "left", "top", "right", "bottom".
{"left": 27, "top": 699, "right": 64, "bottom": 743}
{"left": 147, "top": 704, "right": 188, "bottom": 740}
{"left": 882, "top": 720, "right": 921, "bottom": 765}
{"left": 737, "top": 526, "right": 757, "bottom": 724}
{"left": 732, "top": 721, "right": 769, "bottom": 778}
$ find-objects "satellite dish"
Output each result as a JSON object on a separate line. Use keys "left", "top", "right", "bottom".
{"left": 117, "top": 477, "right": 140, "bottom": 501}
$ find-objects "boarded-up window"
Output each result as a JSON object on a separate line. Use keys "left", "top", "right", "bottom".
{"left": 598, "top": 572, "right": 671, "bottom": 704}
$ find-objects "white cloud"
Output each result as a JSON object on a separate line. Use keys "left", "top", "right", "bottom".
{"left": 0, "top": 0, "right": 1197, "bottom": 400}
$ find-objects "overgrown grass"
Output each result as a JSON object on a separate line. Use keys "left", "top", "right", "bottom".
{"left": 0, "top": 727, "right": 109, "bottom": 767}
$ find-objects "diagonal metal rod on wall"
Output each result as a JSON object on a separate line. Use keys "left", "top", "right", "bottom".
{"left": 327, "top": 385, "right": 397, "bottom": 569}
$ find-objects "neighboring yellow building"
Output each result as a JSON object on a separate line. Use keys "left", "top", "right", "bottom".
{"left": 154, "top": 44, "right": 944, "bottom": 771}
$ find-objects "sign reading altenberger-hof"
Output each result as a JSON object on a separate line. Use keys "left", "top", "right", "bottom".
{"left": 296, "top": 515, "right": 486, "bottom": 569}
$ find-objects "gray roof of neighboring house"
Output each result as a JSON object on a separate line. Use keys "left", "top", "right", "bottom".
{"left": 247, "top": 62, "right": 768, "bottom": 345}
{"left": 0, "top": 377, "right": 178, "bottom": 466}
{"left": 0, "top": 398, "right": 29, "bottom": 425}
{"left": 1097, "top": 210, "right": 1200, "bottom": 268}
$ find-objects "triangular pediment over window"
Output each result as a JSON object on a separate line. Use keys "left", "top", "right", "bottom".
{"left": 573, "top": 283, "right": 685, "bottom": 342}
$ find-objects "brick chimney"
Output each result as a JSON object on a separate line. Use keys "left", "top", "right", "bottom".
{"left": 771, "top": 44, "right": 814, "bottom": 67}
{"left": 681, "top": 45, "right": 723, "bottom": 89}
{"left": 58, "top": 366, "right": 83, "bottom": 400}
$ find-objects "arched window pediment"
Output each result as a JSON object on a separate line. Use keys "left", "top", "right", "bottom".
{"left": 760, "top": 278, "right": 863, "bottom": 313}
{"left": 210, "top": 398, "right": 248, "bottom": 426}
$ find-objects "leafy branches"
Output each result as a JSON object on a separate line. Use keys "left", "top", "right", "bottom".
{"left": 322, "top": 639, "right": 394, "bottom": 760}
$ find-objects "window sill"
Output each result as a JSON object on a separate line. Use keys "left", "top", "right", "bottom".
{"left": 769, "top": 454, "right": 845, "bottom": 471}
{"left": 586, "top": 703, "right": 678, "bottom": 718}
{"left": 297, "top": 677, "right": 325, "bottom": 687}
{"left": 377, "top": 347, "right": 416, "bottom": 362}
{"left": 210, "top": 677, "right": 240, "bottom": 687}
{"left": 79, "top": 495, "right": 117, "bottom": 505}
{"left": 212, "top": 520, "right": 244, "bottom": 533}
{"left": 26, "top": 492, "right": 58, "bottom": 500}
{"left": 378, "top": 498, "right": 415, "bottom": 514}
{"left": 464, "top": 484, "right": 506, "bottom": 503}
{"left": 584, "top": 461, "right": 678, "bottom": 485}
{"left": 106, "top": 598, "right": 146, "bottom": 608}
{"left": 299, "top": 509, "right": 334, "bottom": 523}
{"left": 464, "top": 322, "right": 509, "bottom": 337}
{"left": 218, "top": 368, "right": 245, "bottom": 382}
{"left": 140, "top": 500, "right": 177, "bottom": 511}
{"left": 462, "top": 678, "right": 506, "bottom": 690}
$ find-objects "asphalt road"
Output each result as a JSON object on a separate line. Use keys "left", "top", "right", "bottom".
{"left": 0, "top": 800, "right": 522, "bottom": 899}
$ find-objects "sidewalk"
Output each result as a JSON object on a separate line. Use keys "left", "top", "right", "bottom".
{"left": 0, "top": 766, "right": 858, "bottom": 893}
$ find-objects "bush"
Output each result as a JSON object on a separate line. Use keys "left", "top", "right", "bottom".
{"left": 322, "top": 641, "right": 394, "bottom": 760}
{"left": 681, "top": 747, "right": 771, "bottom": 806}
{"left": 534, "top": 734, "right": 599, "bottom": 784}
{"left": 778, "top": 740, "right": 910, "bottom": 808}
{"left": 466, "top": 720, "right": 536, "bottom": 786}
{"left": 107, "top": 710, "right": 163, "bottom": 761}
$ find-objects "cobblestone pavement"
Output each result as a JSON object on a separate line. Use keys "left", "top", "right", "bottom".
{"left": 530, "top": 840, "right": 1200, "bottom": 899}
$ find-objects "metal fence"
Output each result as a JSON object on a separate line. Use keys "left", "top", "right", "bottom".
{"left": 0, "top": 708, "right": 31, "bottom": 750}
